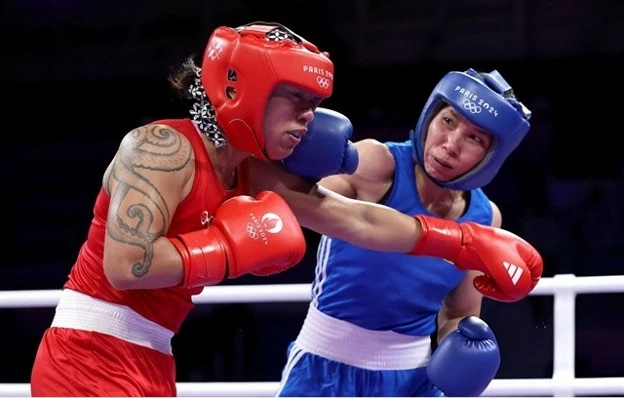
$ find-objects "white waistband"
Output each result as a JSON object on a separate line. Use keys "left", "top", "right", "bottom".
{"left": 51, "top": 289, "right": 174, "bottom": 355}
{"left": 295, "top": 304, "right": 431, "bottom": 370}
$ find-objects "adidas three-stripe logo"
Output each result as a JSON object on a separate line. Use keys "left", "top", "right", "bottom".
{"left": 503, "top": 261, "right": 523, "bottom": 285}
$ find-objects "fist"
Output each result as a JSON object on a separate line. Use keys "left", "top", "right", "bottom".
{"left": 458, "top": 223, "right": 543, "bottom": 302}
{"left": 412, "top": 215, "right": 543, "bottom": 302}
{"left": 282, "top": 107, "right": 359, "bottom": 182}
{"left": 427, "top": 316, "right": 500, "bottom": 397}
{"left": 213, "top": 191, "right": 307, "bottom": 278}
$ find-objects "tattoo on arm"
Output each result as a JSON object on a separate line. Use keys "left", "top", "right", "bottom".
{"left": 107, "top": 125, "right": 191, "bottom": 277}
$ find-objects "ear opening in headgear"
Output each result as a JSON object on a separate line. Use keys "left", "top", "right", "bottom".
{"left": 227, "top": 69, "right": 237, "bottom": 82}
{"left": 225, "top": 69, "right": 237, "bottom": 100}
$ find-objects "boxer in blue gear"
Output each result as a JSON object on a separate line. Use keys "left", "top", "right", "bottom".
{"left": 275, "top": 68, "right": 532, "bottom": 397}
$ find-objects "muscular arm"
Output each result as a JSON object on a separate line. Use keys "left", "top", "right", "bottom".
{"left": 249, "top": 140, "right": 422, "bottom": 252}
{"left": 436, "top": 271, "right": 483, "bottom": 343}
{"left": 102, "top": 124, "right": 194, "bottom": 290}
{"left": 318, "top": 138, "right": 395, "bottom": 202}
{"left": 436, "top": 201, "right": 503, "bottom": 342}
{"left": 297, "top": 184, "right": 421, "bottom": 251}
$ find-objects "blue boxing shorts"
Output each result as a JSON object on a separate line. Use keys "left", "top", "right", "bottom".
{"left": 275, "top": 306, "right": 443, "bottom": 397}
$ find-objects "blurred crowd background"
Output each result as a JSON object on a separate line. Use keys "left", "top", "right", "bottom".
{"left": 2, "top": 0, "right": 623, "bottom": 387}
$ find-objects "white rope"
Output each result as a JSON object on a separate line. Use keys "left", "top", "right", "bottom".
{"left": 1, "top": 274, "right": 623, "bottom": 397}
{"left": 1, "top": 275, "right": 623, "bottom": 308}
{"left": 1, "top": 378, "right": 623, "bottom": 397}
{"left": 530, "top": 274, "right": 624, "bottom": 295}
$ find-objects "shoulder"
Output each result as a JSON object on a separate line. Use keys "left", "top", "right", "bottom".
{"left": 120, "top": 122, "right": 192, "bottom": 150}
{"left": 353, "top": 139, "right": 396, "bottom": 180}
{"left": 114, "top": 123, "right": 195, "bottom": 183}
{"left": 354, "top": 138, "right": 391, "bottom": 155}
{"left": 116, "top": 123, "right": 196, "bottom": 169}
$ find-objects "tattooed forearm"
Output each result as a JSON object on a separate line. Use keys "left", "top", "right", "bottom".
{"left": 107, "top": 125, "right": 192, "bottom": 277}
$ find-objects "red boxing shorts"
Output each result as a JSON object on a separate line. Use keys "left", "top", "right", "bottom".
{"left": 31, "top": 290, "right": 177, "bottom": 397}
{"left": 31, "top": 327, "right": 176, "bottom": 396}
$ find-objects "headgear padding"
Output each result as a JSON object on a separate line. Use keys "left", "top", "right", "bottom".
{"left": 201, "top": 22, "right": 334, "bottom": 159}
{"left": 410, "top": 69, "right": 531, "bottom": 190}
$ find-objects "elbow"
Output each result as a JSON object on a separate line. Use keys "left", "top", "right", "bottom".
{"left": 103, "top": 258, "right": 137, "bottom": 291}
{"left": 106, "top": 275, "right": 133, "bottom": 291}
{"left": 104, "top": 268, "right": 133, "bottom": 291}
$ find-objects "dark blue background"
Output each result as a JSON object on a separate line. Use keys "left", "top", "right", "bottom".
{"left": 1, "top": 0, "right": 622, "bottom": 386}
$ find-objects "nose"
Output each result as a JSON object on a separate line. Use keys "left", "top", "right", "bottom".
{"left": 297, "top": 107, "right": 315, "bottom": 125}
{"left": 443, "top": 130, "right": 461, "bottom": 157}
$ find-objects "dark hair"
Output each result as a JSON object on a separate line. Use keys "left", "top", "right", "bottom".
{"left": 168, "top": 56, "right": 199, "bottom": 100}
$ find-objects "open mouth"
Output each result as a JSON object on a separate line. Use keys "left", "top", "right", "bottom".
{"left": 288, "top": 130, "right": 306, "bottom": 139}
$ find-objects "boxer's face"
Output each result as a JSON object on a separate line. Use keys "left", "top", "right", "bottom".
{"left": 262, "top": 84, "right": 322, "bottom": 160}
{"left": 423, "top": 105, "right": 492, "bottom": 182}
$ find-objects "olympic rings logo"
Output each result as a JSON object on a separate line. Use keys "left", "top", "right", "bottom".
{"left": 316, "top": 76, "right": 330, "bottom": 89}
{"left": 462, "top": 98, "right": 482, "bottom": 114}
{"left": 246, "top": 223, "right": 259, "bottom": 240}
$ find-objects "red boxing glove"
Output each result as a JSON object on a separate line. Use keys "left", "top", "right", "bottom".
{"left": 411, "top": 215, "right": 543, "bottom": 302}
{"left": 171, "top": 191, "right": 306, "bottom": 288}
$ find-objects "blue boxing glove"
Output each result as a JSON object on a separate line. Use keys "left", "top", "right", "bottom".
{"left": 427, "top": 316, "right": 501, "bottom": 397}
{"left": 282, "top": 108, "right": 359, "bottom": 182}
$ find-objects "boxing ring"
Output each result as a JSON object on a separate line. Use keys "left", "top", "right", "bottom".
{"left": 1, "top": 274, "right": 623, "bottom": 397}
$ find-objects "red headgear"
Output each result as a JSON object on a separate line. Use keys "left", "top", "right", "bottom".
{"left": 200, "top": 22, "right": 335, "bottom": 159}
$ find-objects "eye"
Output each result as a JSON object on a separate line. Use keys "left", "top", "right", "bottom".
{"left": 469, "top": 133, "right": 491, "bottom": 148}
{"left": 470, "top": 134, "right": 484, "bottom": 144}
{"left": 310, "top": 96, "right": 322, "bottom": 109}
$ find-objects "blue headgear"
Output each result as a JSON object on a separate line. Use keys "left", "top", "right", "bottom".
{"left": 410, "top": 69, "right": 532, "bottom": 190}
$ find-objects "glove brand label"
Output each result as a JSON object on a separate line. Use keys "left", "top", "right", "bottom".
{"left": 503, "top": 261, "right": 523, "bottom": 285}
{"left": 454, "top": 86, "right": 499, "bottom": 117}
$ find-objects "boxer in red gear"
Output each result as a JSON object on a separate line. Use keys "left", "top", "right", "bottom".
{"left": 30, "top": 22, "right": 330, "bottom": 397}
{"left": 31, "top": 23, "right": 542, "bottom": 397}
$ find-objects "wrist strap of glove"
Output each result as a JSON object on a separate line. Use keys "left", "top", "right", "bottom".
{"left": 170, "top": 228, "right": 229, "bottom": 288}
{"left": 410, "top": 215, "right": 463, "bottom": 264}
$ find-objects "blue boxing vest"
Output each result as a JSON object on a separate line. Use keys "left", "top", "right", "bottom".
{"left": 312, "top": 140, "right": 493, "bottom": 336}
